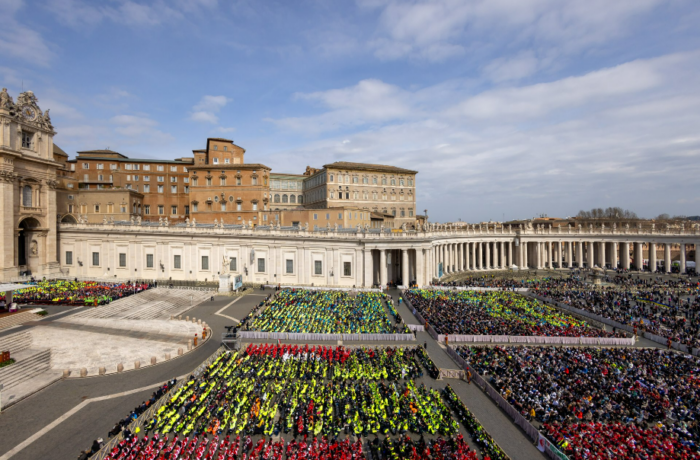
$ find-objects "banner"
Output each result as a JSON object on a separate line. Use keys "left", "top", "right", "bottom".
{"left": 234, "top": 275, "right": 243, "bottom": 290}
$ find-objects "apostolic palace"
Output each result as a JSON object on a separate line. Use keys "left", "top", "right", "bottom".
{"left": 1, "top": 89, "right": 699, "bottom": 286}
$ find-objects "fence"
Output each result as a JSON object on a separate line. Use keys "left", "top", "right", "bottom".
{"left": 420, "top": 286, "right": 530, "bottom": 292}
{"left": 262, "top": 285, "right": 381, "bottom": 292}
{"left": 237, "top": 331, "right": 415, "bottom": 341}
{"left": 445, "top": 346, "right": 570, "bottom": 460}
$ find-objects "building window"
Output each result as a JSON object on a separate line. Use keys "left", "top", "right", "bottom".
{"left": 121, "top": 205, "right": 126, "bottom": 213}
{"left": 313, "top": 213, "right": 318, "bottom": 220}
{"left": 192, "top": 203, "right": 198, "bottom": 212}
{"left": 170, "top": 166, "right": 177, "bottom": 172}
{"left": 408, "top": 179, "right": 413, "bottom": 186}
{"left": 252, "top": 202, "right": 258, "bottom": 211}
{"left": 171, "top": 185, "right": 177, "bottom": 193}
{"left": 290, "top": 195, "right": 296, "bottom": 204}
{"left": 144, "top": 205, "right": 150, "bottom": 215}
{"left": 224, "top": 158, "right": 230, "bottom": 164}
{"left": 314, "top": 260, "right": 322, "bottom": 275}
{"left": 171, "top": 206, "right": 177, "bottom": 215}
{"left": 117, "top": 253, "right": 126, "bottom": 267}
{"left": 184, "top": 186, "right": 189, "bottom": 193}
{"left": 326, "top": 213, "right": 330, "bottom": 220}
{"left": 298, "top": 196, "right": 303, "bottom": 204}
{"left": 157, "top": 165, "right": 164, "bottom": 171}
{"left": 206, "top": 178, "right": 212, "bottom": 186}
{"left": 274, "top": 194, "right": 280, "bottom": 203}
{"left": 353, "top": 177, "right": 358, "bottom": 184}
{"left": 184, "top": 205, "right": 189, "bottom": 215}
{"left": 192, "top": 178, "right": 198, "bottom": 186}
{"left": 65, "top": 251, "right": 73, "bottom": 265}
{"left": 329, "top": 174, "right": 334, "bottom": 182}
{"left": 400, "top": 209, "right": 405, "bottom": 217}
{"left": 400, "top": 179, "right": 404, "bottom": 186}
{"left": 343, "top": 261, "right": 351, "bottom": 277}
{"left": 338, "top": 213, "right": 342, "bottom": 219}
{"left": 409, "top": 209, "right": 414, "bottom": 217}
{"left": 201, "top": 256, "right": 209, "bottom": 270}
{"left": 158, "top": 205, "right": 164, "bottom": 215}
{"left": 286, "top": 259, "right": 293, "bottom": 274}
{"left": 174, "top": 255, "right": 181, "bottom": 269}
{"left": 282, "top": 194, "right": 288, "bottom": 203}
{"left": 146, "top": 254, "right": 154, "bottom": 268}
{"left": 213, "top": 158, "right": 219, "bottom": 164}
{"left": 382, "top": 178, "right": 387, "bottom": 185}
{"left": 144, "top": 176, "right": 150, "bottom": 181}
{"left": 94, "top": 205, "right": 100, "bottom": 213}
{"left": 257, "top": 257, "right": 265, "bottom": 273}
{"left": 229, "top": 257, "right": 237, "bottom": 272}
{"left": 92, "top": 252, "right": 100, "bottom": 266}
{"left": 143, "top": 185, "right": 150, "bottom": 193}
{"left": 158, "top": 185, "right": 164, "bottom": 193}
{"left": 20, "top": 131, "right": 32, "bottom": 149}
{"left": 252, "top": 177, "right": 258, "bottom": 185}
{"left": 170, "top": 177, "right": 177, "bottom": 183}
{"left": 236, "top": 202, "right": 242, "bottom": 211}
{"left": 157, "top": 176, "right": 164, "bottom": 182}
{"left": 22, "top": 185, "right": 32, "bottom": 206}
{"left": 221, "top": 202, "right": 226, "bottom": 211}
{"left": 236, "top": 177, "right": 241, "bottom": 186}
{"left": 391, "top": 179, "right": 396, "bottom": 186}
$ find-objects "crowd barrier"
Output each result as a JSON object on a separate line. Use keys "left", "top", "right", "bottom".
{"left": 237, "top": 331, "right": 415, "bottom": 342}
{"left": 262, "top": 285, "right": 381, "bottom": 292}
{"left": 420, "top": 286, "right": 529, "bottom": 292}
{"left": 406, "top": 324, "right": 425, "bottom": 332}
{"left": 440, "top": 334, "right": 634, "bottom": 346}
{"left": 446, "top": 346, "right": 570, "bottom": 460}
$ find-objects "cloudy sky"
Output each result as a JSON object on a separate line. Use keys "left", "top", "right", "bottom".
{"left": 2, "top": 0, "right": 699, "bottom": 222}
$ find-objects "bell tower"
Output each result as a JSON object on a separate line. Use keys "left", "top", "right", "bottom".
{"left": 0, "top": 88, "right": 60, "bottom": 280}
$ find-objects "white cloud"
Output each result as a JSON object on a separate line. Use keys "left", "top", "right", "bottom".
{"left": 269, "top": 50, "right": 700, "bottom": 221}
{"left": 0, "top": 0, "right": 53, "bottom": 66}
{"left": 482, "top": 51, "right": 541, "bottom": 83}
{"left": 361, "top": 0, "right": 664, "bottom": 62}
{"left": 190, "top": 95, "right": 230, "bottom": 124}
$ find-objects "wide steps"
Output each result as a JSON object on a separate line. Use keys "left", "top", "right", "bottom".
{"left": 0, "top": 311, "right": 42, "bottom": 331}
{"left": 0, "top": 348, "right": 52, "bottom": 389}
{"left": 0, "top": 331, "right": 32, "bottom": 354}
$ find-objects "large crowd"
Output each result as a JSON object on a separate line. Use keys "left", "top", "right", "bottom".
{"left": 247, "top": 290, "right": 407, "bottom": 334}
{"left": 456, "top": 345, "right": 700, "bottom": 459}
{"left": 404, "top": 289, "right": 619, "bottom": 338}
{"left": 98, "top": 344, "right": 506, "bottom": 460}
{"left": 4, "top": 280, "right": 151, "bottom": 306}
{"left": 529, "top": 276, "right": 700, "bottom": 348}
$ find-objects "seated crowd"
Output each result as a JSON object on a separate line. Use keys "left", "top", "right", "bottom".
{"left": 457, "top": 345, "right": 700, "bottom": 459}
{"left": 247, "top": 290, "right": 407, "bottom": 334}
{"left": 404, "top": 289, "right": 621, "bottom": 338}
{"left": 98, "top": 344, "right": 504, "bottom": 460}
{"left": 6, "top": 280, "right": 151, "bottom": 306}
{"left": 530, "top": 276, "right": 700, "bottom": 348}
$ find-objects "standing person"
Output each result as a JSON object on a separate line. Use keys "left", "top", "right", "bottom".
{"left": 466, "top": 367, "right": 472, "bottom": 384}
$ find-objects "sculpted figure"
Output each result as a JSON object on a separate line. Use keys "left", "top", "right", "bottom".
{"left": 0, "top": 88, "right": 12, "bottom": 108}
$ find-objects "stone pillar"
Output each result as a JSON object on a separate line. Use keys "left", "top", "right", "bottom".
{"left": 557, "top": 242, "right": 563, "bottom": 268}
{"left": 635, "top": 242, "right": 643, "bottom": 270}
{"left": 664, "top": 243, "right": 671, "bottom": 273}
{"left": 600, "top": 242, "right": 606, "bottom": 268}
{"left": 577, "top": 241, "right": 583, "bottom": 267}
{"left": 492, "top": 243, "right": 498, "bottom": 269}
{"left": 416, "top": 248, "right": 425, "bottom": 287}
{"left": 485, "top": 242, "right": 491, "bottom": 269}
{"left": 649, "top": 243, "right": 656, "bottom": 272}
{"left": 364, "top": 249, "right": 373, "bottom": 287}
{"left": 695, "top": 243, "right": 700, "bottom": 273}
{"left": 470, "top": 242, "right": 476, "bottom": 270}
{"left": 476, "top": 242, "right": 481, "bottom": 269}
{"left": 586, "top": 242, "right": 594, "bottom": 269}
{"left": 610, "top": 243, "right": 617, "bottom": 269}
{"left": 401, "top": 249, "right": 409, "bottom": 286}
{"left": 379, "top": 249, "right": 387, "bottom": 286}
{"left": 621, "top": 242, "right": 629, "bottom": 269}
{"left": 680, "top": 244, "right": 686, "bottom": 274}
{"left": 508, "top": 241, "right": 513, "bottom": 268}
{"left": 522, "top": 242, "right": 528, "bottom": 269}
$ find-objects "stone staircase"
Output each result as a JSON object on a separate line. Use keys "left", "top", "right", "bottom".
{"left": 0, "top": 331, "right": 61, "bottom": 409}
{"left": 0, "top": 310, "right": 43, "bottom": 331}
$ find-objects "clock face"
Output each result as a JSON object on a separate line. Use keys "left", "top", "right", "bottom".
{"left": 21, "top": 106, "right": 37, "bottom": 121}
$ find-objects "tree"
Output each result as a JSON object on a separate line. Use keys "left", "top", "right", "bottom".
{"left": 576, "top": 207, "right": 638, "bottom": 219}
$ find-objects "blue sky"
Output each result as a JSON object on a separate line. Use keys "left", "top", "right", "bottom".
{"left": 2, "top": 0, "right": 700, "bottom": 222}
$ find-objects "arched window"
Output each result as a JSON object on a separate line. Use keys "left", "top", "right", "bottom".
{"left": 22, "top": 186, "right": 32, "bottom": 207}
{"left": 282, "top": 194, "right": 288, "bottom": 203}
{"left": 274, "top": 194, "right": 280, "bottom": 203}
{"left": 298, "top": 195, "right": 303, "bottom": 204}
{"left": 329, "top": 174, "right": 334, "bottom": 182}
{"left": 290, "top": 195, "right": 296, "bottom": 203}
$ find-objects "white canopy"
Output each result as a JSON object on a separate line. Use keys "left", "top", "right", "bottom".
{"left": 0, "top": 283, "right": 29, "bottom": 292}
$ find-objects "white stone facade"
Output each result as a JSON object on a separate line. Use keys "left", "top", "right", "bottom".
{"left": 55, "top": 221, "right": 700, "bottom": 287}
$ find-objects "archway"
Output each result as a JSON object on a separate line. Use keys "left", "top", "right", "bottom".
{"left": 61, "top": 214, "right": 77, "bottom": 224}
{"left": 18, "top": 217, "right": 40, "bottom": 267}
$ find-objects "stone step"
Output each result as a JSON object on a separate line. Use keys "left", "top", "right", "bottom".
{"left": 0, "top": 331, "right": 32, "bottom": 354}
{"left": 0, "top": 348, "right": 52, "bottom": 389}
{"left": 0, "top": 311, "right": 42, "bottom": 331}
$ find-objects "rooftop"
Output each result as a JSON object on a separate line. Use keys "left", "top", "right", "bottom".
{"left": 323, "top": 161, "right": 418, "bottom": 175}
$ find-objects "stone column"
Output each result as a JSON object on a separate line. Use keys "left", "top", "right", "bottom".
{"left": 508, "top": 241, "right": 513, "bottom": 268}
{"left": 401, "top": 249, "right": 409, "bottom": 286}
{"left": 456, "top": 243, "right": 462, "bottom": 272}
{"left": 379, "top": 249, "right": 387, "bottom": 286}
{"left": 695, "top": 243, "right": 700, "bottom": 273}
{"left": 492, "top": 243, "right": 498, "bottom": 269}
{"left": 621, "top": 242, "right": 629, "bottom": 269}
{"left": 635, "top": 242, "right": 643, "bottom": 270}
{"left": 649, "top": 243, "right": 656, "bottom": 272}
{"left": 477, "top": 242, "right": 482, "bottom": 269}
{"left": 600, "top": 241, "right": 606, "bottom": 268}
{"left": 485, "top": 242, "right": 491, "bottom": 269}
{"left": 470, "top": 242, "right": 476, "bottom": 270}
{"left": 586, "top": 242, "right": 593, "bottom": 269}
{"left": 664, "top": 243, "right": 671, "bottom": 273}
{"left": 522, "top": 242, "right": 528, "bottom": 269}
{"left": 416, "top": 248, "right": 425, "bottom": 286}
{"left": 557, "top": 242, "right": 562, "bottom": 268}
{"left": 576, "top": 241, "right": 583, "bottom": 267}
{"left": 364, "top": 249, "right": 373, "bottom": 287}
{"left": 680, "top": 244, "right": 686, "bottom": 274}
{"left": 610, "top": 243, "right": 617, "bottom": 269}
